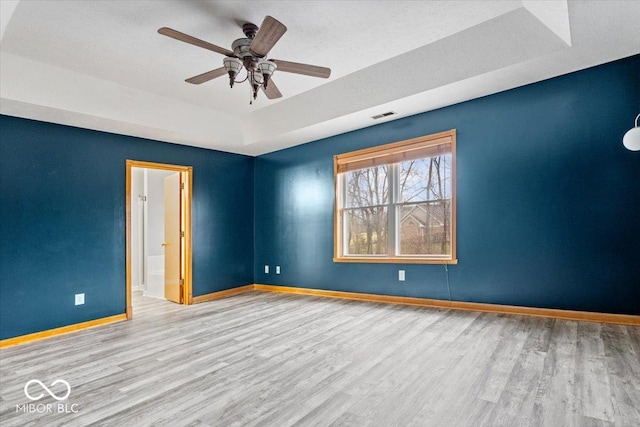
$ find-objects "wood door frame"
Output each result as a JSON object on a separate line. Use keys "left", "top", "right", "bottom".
{"left": 125, "top": 160, "right": 193, "bottom": 319}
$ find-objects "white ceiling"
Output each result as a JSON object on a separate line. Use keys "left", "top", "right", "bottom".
{"left": 1, "top": 1, "right": 639, "bottom": 156}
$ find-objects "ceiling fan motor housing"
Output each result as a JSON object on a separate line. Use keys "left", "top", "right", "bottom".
{"left": 232, "top": 38, "right": 253, "bottom": 59}
{"left": 242, "top": 23, "right": 259, "bottom": 39}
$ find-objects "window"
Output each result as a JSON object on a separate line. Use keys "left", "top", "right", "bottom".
{"left": 334, "top": 130, "right": 457, "bottom": 264}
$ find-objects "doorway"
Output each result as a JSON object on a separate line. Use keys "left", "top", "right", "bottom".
{"left": 126, "top": 160, "right": 193, "bottom": 319}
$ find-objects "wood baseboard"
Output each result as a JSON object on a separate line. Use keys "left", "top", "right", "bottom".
{"left": 253, "top": 284, "right": 640, "bottom": 326}
{"left": 3, "top": 285, "right": 256, "bottom": 348}
{"left": 0, "top": 313, "right": 127, "bottom": 349}
{"left": 4, "top": 284, "right": 636, "bottom": 349}
{"left": 192, "top": 285, "right": 255, "bottom": 303}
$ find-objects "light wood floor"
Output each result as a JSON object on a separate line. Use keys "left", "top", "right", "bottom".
{"left": 1, "top": 291, "right": 639, "bottom": 426}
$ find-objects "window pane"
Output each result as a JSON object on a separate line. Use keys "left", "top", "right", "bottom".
{"left": 399, "top": 155, "right": 452, "bottom": 203}
{"left": 346, "top": 207, "right": 388, "bottom": 255}
{"left": 399, "top": 201, "right": 451, "bottom": 255}
{"left": 346, "top": 166, "right": 389, "bottom": 208}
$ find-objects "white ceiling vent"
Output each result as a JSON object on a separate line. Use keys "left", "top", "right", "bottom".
{"left": 371, "top": 111, "right": 397, "bottom": 120}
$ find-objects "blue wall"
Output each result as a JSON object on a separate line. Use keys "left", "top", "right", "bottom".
{"left": 254, "top": 54, "right": 640, "bottom": 315}
{"left": 1, "top": 55, "right": 638, "bottom": 341}
{"left": 0, "top": 117, "right": 255, "bottom": 339}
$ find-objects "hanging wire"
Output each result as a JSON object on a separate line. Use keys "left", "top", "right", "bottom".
{"left": 444, "top": 263, "right": 452, "bottom": 302}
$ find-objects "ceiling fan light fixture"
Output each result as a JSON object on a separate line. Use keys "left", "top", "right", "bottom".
{"left": 258, "top": 60, "right": 277, "bottom": 88}
{"left": 223, "top": 57, "right": 243, "bottom": 88}
{"left": 250, "top": 72, "right": 263, "bottom": 100}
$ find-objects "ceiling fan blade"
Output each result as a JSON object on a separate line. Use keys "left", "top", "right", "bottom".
{"left": 250, "top": 16, "right": 287, "bottom": 57}
{"left": 272, "top": 59, "right": 331, "bottom": 79}
{"left": 158, "top": 27, "right": 234, "bottom": 57}
{"left": 185, "top": 67, "right": 227, "bottom": 85}
{"left": 262, "top": 78, "right": 283, "bottom": 99}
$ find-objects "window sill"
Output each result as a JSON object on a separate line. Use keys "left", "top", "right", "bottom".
{"left": 333, "top": 257, "right": 458, "bottom": 265}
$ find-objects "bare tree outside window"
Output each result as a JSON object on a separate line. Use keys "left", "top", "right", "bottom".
{"left": 398, "top": 156, "right": 452, "bottom": 255}
{"left": 345, "top": 166, "right": 388, "bottom": 254}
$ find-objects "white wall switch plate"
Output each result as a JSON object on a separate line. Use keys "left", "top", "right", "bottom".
{"left": 75, "top": 293, "right": 85, "bottom": 305}
{"left": 399, "top": 270, "right": 405, "bottom": 281}
{"left": 264, "top": 265, "right": 269, "bottom": 274}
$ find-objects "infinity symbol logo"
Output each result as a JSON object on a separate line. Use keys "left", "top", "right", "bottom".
{"left": 24, "top": 379, "right": 71, "bottom": 401}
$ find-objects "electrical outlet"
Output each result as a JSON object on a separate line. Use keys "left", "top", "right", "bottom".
{"left": 276, "top": 266, "right": 280, "bottom": 274}
{"left": 264, "top": 265, "right": 269, "bottom": 274}
{"left": 398, "top": 270, "right": 405, "bottom": 281}
{"left": 75, "top": 293, "right": 85, "bottom": 305}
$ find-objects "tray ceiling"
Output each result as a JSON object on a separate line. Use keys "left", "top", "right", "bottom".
{"left": 1, "top": 1, "right": 639, "bottom": 155}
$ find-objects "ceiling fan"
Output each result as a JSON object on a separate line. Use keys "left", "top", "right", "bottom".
{"left": 158, "top": 16, "right": 331, "bottom": 103}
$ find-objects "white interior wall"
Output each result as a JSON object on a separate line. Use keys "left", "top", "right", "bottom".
{"left": 146, "top": 169, "right": 173, "bottom": 258}
{"left": 131, "top": 167, "right": 145, "bottom": 289}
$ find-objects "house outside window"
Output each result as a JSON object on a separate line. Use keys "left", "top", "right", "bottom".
{"left": 334, "top": 130, "right": 457, "bottom": 264}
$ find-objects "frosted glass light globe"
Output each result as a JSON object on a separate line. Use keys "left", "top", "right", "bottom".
{"left": 623, "top": 126, "right": 640, "bottom": 151}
